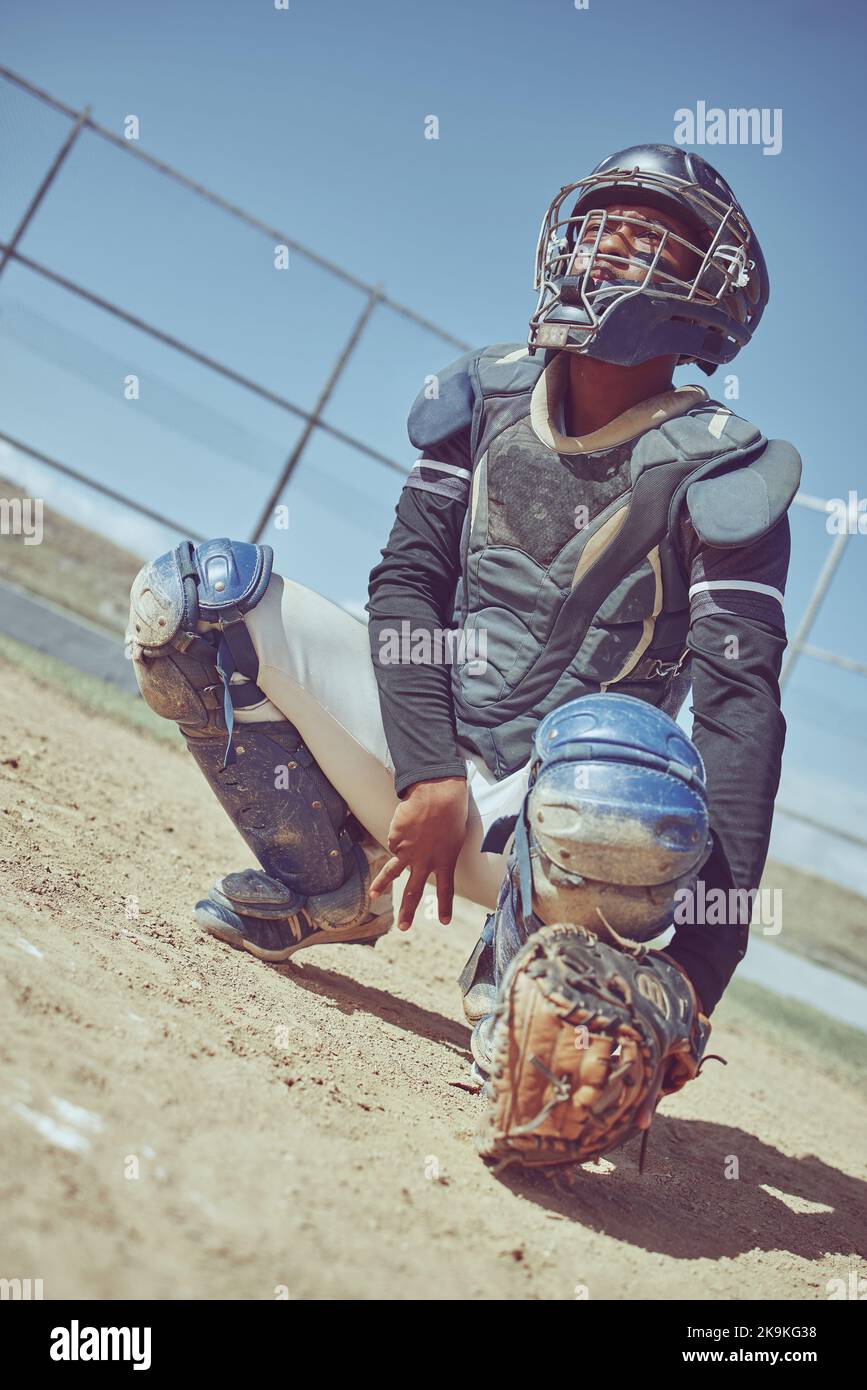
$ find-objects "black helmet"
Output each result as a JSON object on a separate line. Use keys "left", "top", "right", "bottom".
{"left": 528, "top": 143, "right": 769, "bottom": 374}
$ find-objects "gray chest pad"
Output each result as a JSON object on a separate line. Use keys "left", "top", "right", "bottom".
{"left": 483, "top": 422, "right": 635, "bottom": 565}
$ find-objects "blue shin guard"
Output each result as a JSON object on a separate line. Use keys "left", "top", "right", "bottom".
{"left": 127, "top": 538, "right": 390, "bottom": 958}
{"left": 460, "top": 693, "right": 712, "bottom": 1072}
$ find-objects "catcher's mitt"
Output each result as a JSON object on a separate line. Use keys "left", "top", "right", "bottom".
{"left": 477, "top": 923, "right": 716, "bottom": 1170}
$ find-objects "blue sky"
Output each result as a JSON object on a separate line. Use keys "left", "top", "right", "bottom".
{"left": 1, "top": 0, "right": 865, "bottom": 891}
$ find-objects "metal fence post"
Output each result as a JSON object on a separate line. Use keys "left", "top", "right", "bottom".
{"left": 0, "top": 104, "right": 91, "bottom": 281}
{"left": 250, "top": 286, "right": 385, "bottom": 543}
{"left": 780, "top": 529, "right": 851, "bottom": 691}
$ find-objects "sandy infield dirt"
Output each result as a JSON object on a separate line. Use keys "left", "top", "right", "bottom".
{"left": 1, "top": 655, "right": 865, "bottom": 1301}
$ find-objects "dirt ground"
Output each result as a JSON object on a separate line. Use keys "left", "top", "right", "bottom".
{"left": 1, "top": 651, "right": 866, "bottom": 1301}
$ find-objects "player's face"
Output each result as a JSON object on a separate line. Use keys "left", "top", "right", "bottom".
{"left": 573, "top": 202, "right": 702, "bottom": 287}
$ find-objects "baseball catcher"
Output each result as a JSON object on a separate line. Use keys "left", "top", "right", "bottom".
{"left": 127, "top": 143, "right": 798, "bottom": 1169}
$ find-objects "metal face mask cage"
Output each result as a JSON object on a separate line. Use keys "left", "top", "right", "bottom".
{"left": 528, "top": 166, "right": 758, "bottom": 367}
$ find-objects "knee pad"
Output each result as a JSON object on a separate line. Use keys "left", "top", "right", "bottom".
{"left": 127, "top": 537, "right": 272, "bottom": 738}
{"left": 525, "top": 693, "right": 711, "bottom": 940}
{"left": 127, "top": 538, "right": 371, "bottom": 908}
{"left": 484, "top": 693, "right": 712, "bottom": 946}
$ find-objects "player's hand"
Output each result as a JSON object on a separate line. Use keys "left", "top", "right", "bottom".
{"left": 369, "top": 777, "right": 468, "bottom": 930}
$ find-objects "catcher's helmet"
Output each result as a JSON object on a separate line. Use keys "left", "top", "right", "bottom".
{"left": 528, "top": 143, "right": 769, "bottom": 374}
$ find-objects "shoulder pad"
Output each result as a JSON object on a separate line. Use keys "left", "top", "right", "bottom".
{"left": 407, "top": 348, "right": 480, "bottom": 451}
{"left": 193, "top": 538, "right": 274, "bottom": 623}
{"left": 684, "top": 398, "right": 764, "bottom": 452}
{"left": 686, "top": 438, "right": 802, "bottom": 548}
{"left": 474, "top": 342, "right": 546, "bottom": 396}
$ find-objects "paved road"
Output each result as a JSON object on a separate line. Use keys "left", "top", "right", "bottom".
{"left": 0, "top": 577, "right": 138, "bottom": 694}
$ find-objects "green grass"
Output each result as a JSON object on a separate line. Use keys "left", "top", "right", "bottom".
{"left": 0, "top": 631, "right": 179, "bottom": 747}
{"left": 723, "top": 975, "right": 867, "bottom": 1092}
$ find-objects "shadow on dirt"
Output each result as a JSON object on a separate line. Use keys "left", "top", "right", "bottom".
{"left": 274, "top": 956, "right": 473, "bottom": 1059}
{"left": 265, "top": 954, "right": 866, "bottom": 1265}
{"left": 490, "top": 1119, "right": 867, "bottom": 1261}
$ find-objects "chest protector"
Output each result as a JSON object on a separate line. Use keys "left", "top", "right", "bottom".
{"left": 421, "top": 345, "right": 800, "bottom": 780}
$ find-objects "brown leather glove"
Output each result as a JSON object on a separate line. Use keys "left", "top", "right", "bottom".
{"left": 477, "top": 923, "right": 714, "bottom": 1170}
